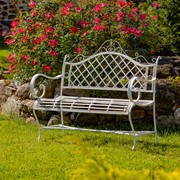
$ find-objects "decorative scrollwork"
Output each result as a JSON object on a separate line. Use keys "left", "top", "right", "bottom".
{"left": 127, "top": 76, "right": 156, "bottom": 107}
{"left": 30, "top": 74, "right": 63, "bottom": 99}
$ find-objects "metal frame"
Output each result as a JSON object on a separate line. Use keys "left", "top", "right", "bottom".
{"left": 30, "top": 39, "right": 161, "bottom": 149}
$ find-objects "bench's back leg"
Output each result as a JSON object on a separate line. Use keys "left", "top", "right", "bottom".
{"left": 153, "top": 103, "right": 158, "bottom": 143}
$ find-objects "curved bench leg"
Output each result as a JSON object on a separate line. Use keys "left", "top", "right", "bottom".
{"left": 33, "top": 109, "right": 41, "bottom": 141}
{"left": 153, "top": 103, "right": 158, "bottom": 143}
{"left": 128, "top": 105, "right": 136, "bottom": 150}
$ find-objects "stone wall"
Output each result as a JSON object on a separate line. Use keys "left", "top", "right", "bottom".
{"left": 0, "top": 56, "right": 180, "bottom": 127}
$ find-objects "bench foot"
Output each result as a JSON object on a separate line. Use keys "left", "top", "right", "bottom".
{"left": 132, "top": 136, "right": 137, "bottom": 150}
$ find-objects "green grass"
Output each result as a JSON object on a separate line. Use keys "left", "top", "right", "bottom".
{"left": 0, "top": 115, "right": 180, "bottom": 179}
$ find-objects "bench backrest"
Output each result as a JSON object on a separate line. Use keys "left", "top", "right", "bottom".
{"left": 61, "top": 40, "right": 159, "bottom": 94}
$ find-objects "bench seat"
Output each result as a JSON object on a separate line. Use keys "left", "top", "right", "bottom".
{"left": 34, "top": 96, "right": 153, "bottom": 115}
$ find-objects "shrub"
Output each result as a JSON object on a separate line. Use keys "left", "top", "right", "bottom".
{"left": 4, "top": 0, "right": 162, "bottom": 83}
{"left": 141, "top": 0, "right": 180, "bottom": 55}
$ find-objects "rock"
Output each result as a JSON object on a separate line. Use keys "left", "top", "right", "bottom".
{"left": 15, "top": 82, "right": 30, "bottom": 99}
{"left": 157, "top": 64, "right": 174, "bottom": 78}
{"left": 26, "top": 116, "right": 36, "bottom": 123}
{"left": 157, "top": 115, "right": 175, "bottom": 128}
{"left": 172, "top": 103, "right": 180, "bottom": 112}
{"left": 132, "top": 109, "right": 145, "bottom": 120}
{"left": 174, "top": 108, "right": 180, "bottom": 124}
{"left": 20, "top": 99, "right": 34, "bottom": 115}
{"left": 0, "top": 80, "right": 6, "bottom": 95}
{"left": 74, "top": 113, "right": 99, "bottom": 127}
{"left": 47, "top": 114, "right": 61, "bottom": 126}
{"left": 1, "top": 95, "right": 20, "bottom": 116}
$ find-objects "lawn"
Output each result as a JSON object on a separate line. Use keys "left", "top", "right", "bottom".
{"left": 0, "top": 114, "right": 179, "bottom": 179}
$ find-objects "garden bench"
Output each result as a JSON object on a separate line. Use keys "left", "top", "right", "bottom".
{"left": 30, "top": 40, "right": 160, "bottom": 149}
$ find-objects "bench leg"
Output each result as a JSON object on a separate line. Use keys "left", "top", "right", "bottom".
{"left": 33, "top": 109, "right": 41, "bottom": 141}
{"left": 128, "top": 106, "right": 136, "bottom": 150}
{"left": 153, "top": 103, "right": 158, "bottom": 143}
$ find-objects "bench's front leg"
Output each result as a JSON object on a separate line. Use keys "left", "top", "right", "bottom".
{"left": 33, "top": 108, "right": 41, "bottom": 141}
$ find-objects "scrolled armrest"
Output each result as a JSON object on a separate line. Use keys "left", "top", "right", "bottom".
{"left": 127, "top": 76, "right": 156, "bottom": 107}
{"left": 30, "top": 74, "right": 63, "bottom": 99}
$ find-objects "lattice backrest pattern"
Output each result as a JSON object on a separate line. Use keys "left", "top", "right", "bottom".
{"left": 64, "top": 51, "right": 157, "bottom": 92}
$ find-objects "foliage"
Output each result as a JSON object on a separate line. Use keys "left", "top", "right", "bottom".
{"left": 4, "top": 0, "right": 161, "bottom": 83}
{"left": 0, "top": 116, "right": 180, "bottom": 179}
{"left": 142, "top": 0, "right": 180, "bottom": 55}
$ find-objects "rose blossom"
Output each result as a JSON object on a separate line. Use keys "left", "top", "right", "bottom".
{"left": 45, "top": 12, "right": 54, "bottom": 20}
{"left": 8, "top": 65, "right": 14, "bottom": 72}
{"left": 151, "top": 15, "right": 160, "bottom": 20}
{"left": 121, "top": 25, "right": 127, "bottom": 32}
{"left": 40, "top": 34, "right": 47, "bottom": 41}
{"left": 94, "top": 4, "right": 101, "bottom": 13}
{"left": 44, "top": 65, "right": 51, "bottom": 72}
{"left": 153, "top": 2, "right": 160, "bottom": 9}
{"left": 126, "top": 27, "right": 135, "bottom": 34}
{"left": 50, "top": 50, "right": 57, "bottom": 56}
{"left": 94, "top": 25, "right": 105, "bottom": 31}
{"left": 104, "top": 14, "right": 109, "bottom": 20}
{"left": 30, "top": 60, "right": 37, "bottom": 66}
{"left": 75, "top": 47, "right": 81, "bottom": 54}
{"left": 45, "top": 27, "right": 53, "bottom": 33}
{"left": 70, "top": 27, "right": 78, "bottom": 34}
{"left": 22, "top": 55, "right": 29, "bottom": 62}
{"left": 49, "top": 39, "right": 58, "bottom": 47}
{"left": 75, "top": 6, "right": 82, "bottom": 12}
{"left": 82, "top": 31, "right": 87, "bottom": 37}
{"left": 99, "top": 3, "right": 106, "bottom": 7}
{"left": 33, "top": 11, "right": 38, "bottom": 17}
{"left": 118, "top": 1, "right": 126, "bottom": 7}
{"left": 127, "top": 13, "right": 135, "bottom": 20}
{"left": 34, "top": 22, "right": 41, "bottom": 28}
{"left": 140, "top": 13, "right": 146, "bottom": 21}
{"left": 78, "top": 20, "right": 90, "bottom": 28}
{"left": 115, "top": 12, "right": 123, "bottom": 21}
{"left": 62, "top": 7, "right": 70, "bottom": 15}
{"left": 34, "top": 38, "right": 41, "bottom": 44}
{"left": 21, "top": 36, "right": 28, "bottom": 43}
{"left": 1, "top": 30, "right": 7, "bottom": 36}
{"left": 29, "top": 1, "right": 36, "bottom": 8}
{"left": 8, "top": 54, "right": 15, "bottom": 62}
{"left": 94, "top": 18, "right": 100, "bottom": 24}
{"left": 66, "top": 2, "right": 73, "bottom": 8}
{"left": 142, "top": 22, "right": 148, "bottom": 27}
{"left": 134, "top": 29, "right": 142, "bottom": 37}
{"left": 10, "top": 31, "right": 16, "bottom": 36}
{"left": 26, "top": 19, "right": 32, "bottom": 23}
{"left": 132, "top": 8, "right": 139, "bottom": 13}
{"left": 11, "top": 20, "right": 18, "bottom": 28}
{"left": 5, "top": 38, "right": 15, "bottom": 45}
{"left": 18, "top": 28, "right": 24, "bottom": 34}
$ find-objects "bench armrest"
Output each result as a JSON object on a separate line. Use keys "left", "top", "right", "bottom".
{"left": 30, "top": 74, "right": 63, "bottom": 99}
{"left": 127, "top": 76, "right": 156, "bottom": 107}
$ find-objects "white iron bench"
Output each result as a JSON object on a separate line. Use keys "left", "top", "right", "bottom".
{"left": 30, "top": 40, "right": 161, "bottom": 149}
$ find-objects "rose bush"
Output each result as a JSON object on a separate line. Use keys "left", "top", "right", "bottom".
{"left": 4, "top": 0, "right": 161, "bottom": 82}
